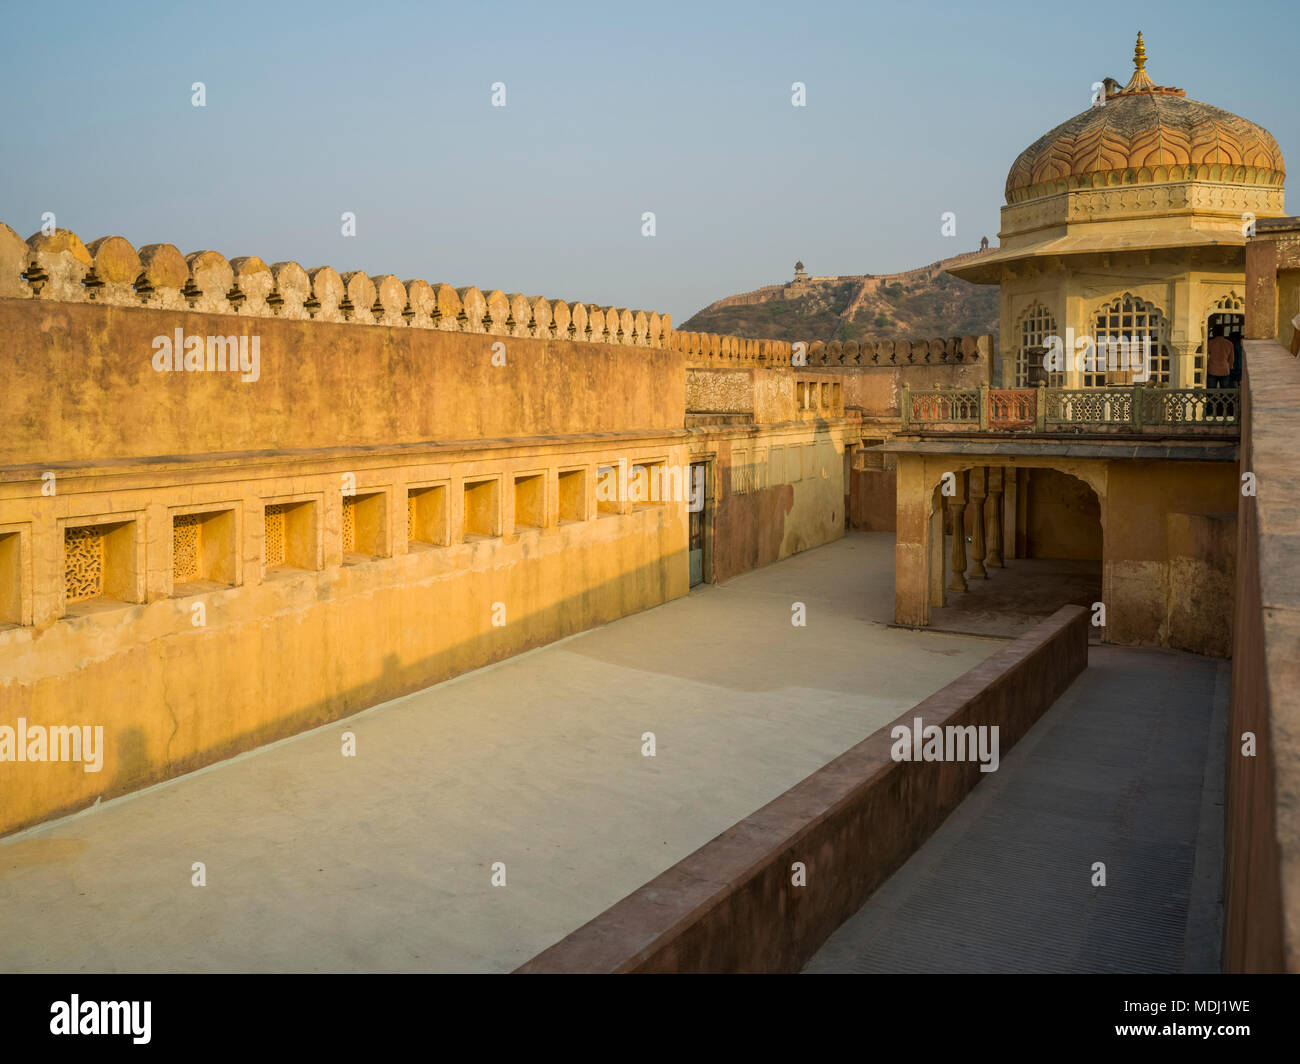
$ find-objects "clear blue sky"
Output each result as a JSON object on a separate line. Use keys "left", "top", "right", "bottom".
{"left": 1, "top": 0, "right": 1294, "bottom": 322}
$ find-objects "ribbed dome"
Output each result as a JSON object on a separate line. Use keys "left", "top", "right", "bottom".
{"left": 1004, "top": 33, "right": 1285, "bottom": 205}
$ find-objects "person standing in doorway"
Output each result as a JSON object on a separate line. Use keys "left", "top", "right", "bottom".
{"left": 1230, "top": 329, "right": 1244, "bottom": 386}
{"left": 1207, "top": 327, "right": 1235, "bottom": 388}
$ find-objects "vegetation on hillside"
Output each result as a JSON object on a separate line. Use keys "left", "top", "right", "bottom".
{"left": 680, "top": 266, "right": 999, "bottom": 343}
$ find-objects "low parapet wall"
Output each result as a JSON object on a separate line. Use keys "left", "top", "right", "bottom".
{"left": 517, "top": 604, "right": 1088, "bottom": 973}
{"left": 1223, "top": 339, "right": 1300, "bottom": 973}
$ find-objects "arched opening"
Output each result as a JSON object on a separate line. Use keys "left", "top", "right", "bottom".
{"left": 1202, "top": 294, "right": 1245, "bottom": 388}
{"left": 928, "top": 465, "right": 1103, "bottom": 638}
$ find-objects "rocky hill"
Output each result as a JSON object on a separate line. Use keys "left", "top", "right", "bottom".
{"left": 680, "top": 250, "right": 999, "bottom": 344}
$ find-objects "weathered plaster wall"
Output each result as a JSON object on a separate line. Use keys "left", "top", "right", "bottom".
{"left": 820, "top": 359, "right": 991, "bottom": 421}
{"left": 849, "top": 442, "right": 896, "bottom": 532}
{"left": 1102, "top": 460, "right": 1238, "bottom": 648}
{"left": 0, "top": 299, "right": 685, "bottom": 466}
{"left": 1165, "top": 512, "right": 1236, "bottom": 658}
{"left": 1025, "top": 468, "right": 1102, "bottom": 560}
{"left": 686, "top": 369, "right": 752, "bottom": 414}
{"left": 700, "top": 427, "right": 848, "bottom": 584}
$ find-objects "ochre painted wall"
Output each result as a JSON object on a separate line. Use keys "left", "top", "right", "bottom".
{"left": 0, "top": 440, "right": 690, "bottom": 837}
{"left": 1103, "top": 460, "right": 1239, "bottom": 649}
{"left": 1166, "top": 512, "right": 1236, "bottom": 658}
{"left": 0, "top": 298, "right": 685, "bottom": 466}
{"left": 703, "top": 427, "right": 847, "bottom": 584}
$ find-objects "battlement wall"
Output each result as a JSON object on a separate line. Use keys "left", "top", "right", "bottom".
{"left": 672, "top": 330, "right": 994, "bottom": 371}
{"left": 0, "top": 223, "right": 684, "bottom": 467}
{"left": 0, "top": 224, "right": 670, "bottom": 343}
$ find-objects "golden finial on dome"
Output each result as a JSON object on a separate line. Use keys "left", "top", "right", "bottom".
{"left": 1122, "top": 30, "right": 1157, "bottom": 93}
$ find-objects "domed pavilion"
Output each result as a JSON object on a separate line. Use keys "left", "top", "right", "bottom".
{"left": 949, "top": 32, "right": 1287, "bottom": 389}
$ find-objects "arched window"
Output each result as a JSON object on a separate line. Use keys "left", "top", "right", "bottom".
{"left": 1015, "top": 303, "right": 1060, "bottom": 387}
{"left": 1089, "top": 294, "right": 1171, "bottom": 387}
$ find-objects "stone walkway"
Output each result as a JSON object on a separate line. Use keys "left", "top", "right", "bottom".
{"left": 0, "top": 532, "right": 1002, "bottom": 973}
{"left": 804, "top": 645, "right": 1228, "bottom": 973}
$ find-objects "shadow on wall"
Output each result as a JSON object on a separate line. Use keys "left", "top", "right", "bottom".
{"left": 849, "top": 438, "right": 896, "bottom": 533}
{"left": 3, "top": 547, "right": 683, "bottom": 839}
{"left": 1021, "top": 468, "right": 1102, "bottom": 560}
{"left": 711, "top": 421, "right": 844, "bottom": 583}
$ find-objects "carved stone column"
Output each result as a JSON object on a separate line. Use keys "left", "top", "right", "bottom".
{"left": 985, "top": 466, "right": 1004, "bottom": 568}
{"left": 946, "top": 471, "right": 968, "bottom": 594}
{"left": 968, "top": 467, "right": 987, "bottom": 579}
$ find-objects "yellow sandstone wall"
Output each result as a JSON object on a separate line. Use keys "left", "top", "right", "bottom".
{"left": 0, "top": 301, "right": 683, "bottom": 465}
{"left": 1102, "top": 460, "right": 1238, "bottom": 651}
{"left": 0, "top": 222, "right": 855, "bottom": 836}
{"left": 700, "top": 426, "right": 849, "bottom": 583}
{"left": 0, "top": 436, "right": 693, "bottom": 837}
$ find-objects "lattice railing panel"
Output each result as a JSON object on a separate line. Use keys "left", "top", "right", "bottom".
{"left": 910, "top": 390, "right": 980, "bottom": 423}
{"left": 908, "top": 385, "right": 1239, "bottom": 434}
{"left": 1045, "top": 389, "right": 1133, "bottom": 424}
{"left": 1142, "top": 388, "right": 1240, "bottom": 424}
{"left": 989, "top": 388, "right": 1035, "bottom": 427}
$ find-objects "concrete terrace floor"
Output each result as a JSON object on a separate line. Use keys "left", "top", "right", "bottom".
{"left": 0, "top": 532, "right": 1005, "bottom": 974}
{"left": 927, "top": 555, "right": 1103, "bottom": 640}
{"left": 805, "top": 645, "right": 1229, "bottom": 974}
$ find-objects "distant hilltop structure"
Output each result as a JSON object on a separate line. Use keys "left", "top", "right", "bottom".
{"left": 699, "top": 244, "right": 996, "bottom": 315}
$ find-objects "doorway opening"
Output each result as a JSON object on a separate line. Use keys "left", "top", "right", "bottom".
{"left": 689, "top": 460, "right": 711, "bottom": 587}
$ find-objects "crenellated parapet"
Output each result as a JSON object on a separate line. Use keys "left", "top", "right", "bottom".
{"left": 670, "top": 326, "right": 995, "bottom": 370}
{"left": 809, "top": 335, "right": 994, "bottom": 366}
{"left": 671, "top": 330, "right": 792, "bottom": 367}
{"left": 0, "top": 221, "right": 672, "bottom": 346}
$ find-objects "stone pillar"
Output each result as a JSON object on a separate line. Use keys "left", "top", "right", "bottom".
{"left": 894, "top": 454, "right": 933, "bottom": 626}
{"left": 1171, "top": 338, "right": 1198, "bottom": 388}
{"left": 985, "top": 467, "right": 1004, "bottom": 567}
{"left": 968, "top": 467, "right": 987, "bottom": 579}
{"left": 946, "top": 470, "right": 968, "bottom": 594}
{"left": 928, "top": 494, "right": 945, "bottom": 608}
{"left": 1015, "top": 468, "right": 1030, "bottom": 558}
{"left": 1001, "top": 466, "right": 1017, "bottom": 560}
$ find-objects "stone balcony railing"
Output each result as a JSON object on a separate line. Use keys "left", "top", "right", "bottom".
{"left": 900, "top": 383, "right": 1241, "bottom": 435}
